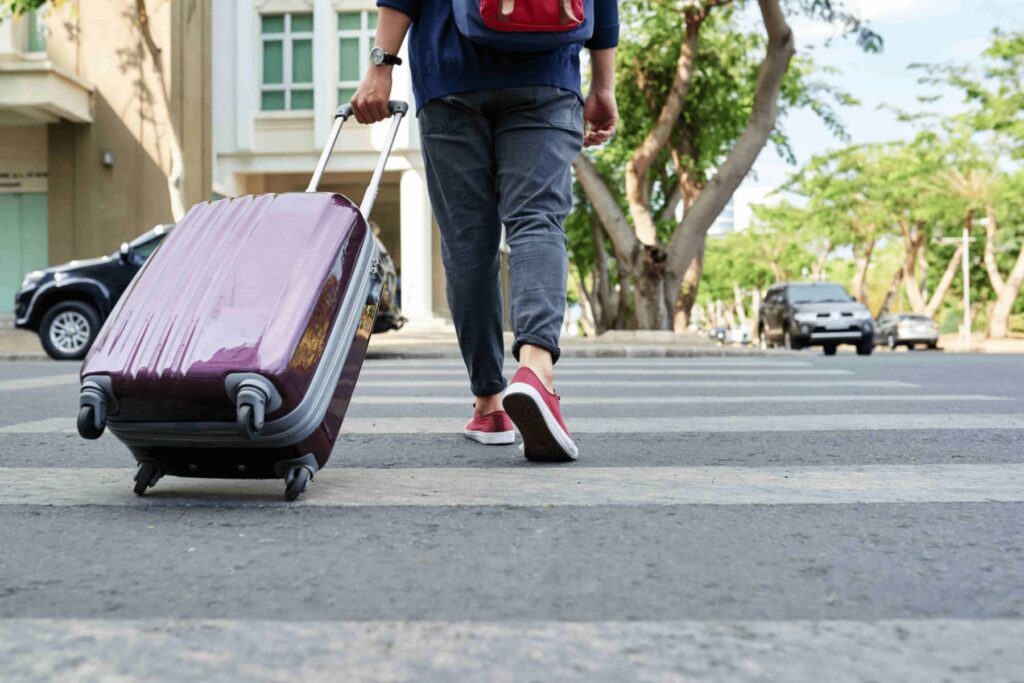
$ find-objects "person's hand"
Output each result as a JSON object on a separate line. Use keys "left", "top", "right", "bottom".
{"left": 583, "top": 88, "right": 618, "bottom": 147}
{"left": 351, "top": 67, "right": 393, "bottom": 124}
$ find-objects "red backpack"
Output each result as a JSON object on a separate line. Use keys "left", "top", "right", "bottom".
{"left": 453, "top": 0, "right": 595, "bottom": 52}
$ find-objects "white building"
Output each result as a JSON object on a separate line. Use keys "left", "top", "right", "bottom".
{"left": 211, "top": 0, "right": 447, "bottom": 327}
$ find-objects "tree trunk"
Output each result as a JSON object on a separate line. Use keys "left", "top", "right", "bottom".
{"left": 899, "top": 220, "right": 928, "bottom": 314}
{"left": 663, "top": 0, "right": 796, "bottom": 307}
{"left": 811, "top": 239, "right": 832, "bottom": 280}
{"left": 136, "top": 0, "right": 187, "bottom": 221}
{"left": 982, "top": 205, "right": 1005, "bottom": 293}
{"left": 924, "top": 244, "right": 964, "bottom": 319}
{"left": 987, "top": 243, "right": 1024, "bottom": 339}
{"left": 673, "top": 231, "right": 705, "bottom": 331}
{"left": 624, "top": 12, "right": 703, "bottom": 246}
{"left": 877, "top": 266, "right": 905, "bottom": 318}
{"left": 851, "top": 236, "right": 875, "bottom": 305}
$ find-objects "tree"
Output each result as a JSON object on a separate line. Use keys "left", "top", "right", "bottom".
{"left": 4, "top": 0, "right": 188, "bottom": 221}
{"left": 575, "top": 0, "right": 879, "bottom": 330}
{"left": 914, "top": 30, "right": 1024, "bottom": 337}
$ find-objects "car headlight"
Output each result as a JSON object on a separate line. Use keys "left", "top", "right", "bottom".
{"left": 20, "top": 271, "right": 45, "bottom": 289}
{"left": 793, "top": 311, "right": 817, "bottom": 322}
{"left": 852, "top": 310, "right": 872, "bottom": 320}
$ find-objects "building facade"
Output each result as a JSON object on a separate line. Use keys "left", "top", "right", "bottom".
{"left": 211, "top": 0, "right": 448, "bottom": 326}
{"left": 0, "top": 0, "right": 211, "bottom": 315}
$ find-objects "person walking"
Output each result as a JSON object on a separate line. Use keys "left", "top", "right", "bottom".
{"left": 352, "top": 0, "right": 619, "bottom": 461}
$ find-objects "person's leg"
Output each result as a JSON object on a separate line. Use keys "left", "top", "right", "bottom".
{"left": 418, "top": 94, "right": 507, "bottom": 417}
{"left": 494, "top": 86, "right": 582, "bottom": 385}
{"left": 493, "top": 86, "right": 584, "bottom": 460}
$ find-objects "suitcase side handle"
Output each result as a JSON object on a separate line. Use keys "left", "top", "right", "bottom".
{"left": 306, "top": 100, "right": 410, "bottom": 224}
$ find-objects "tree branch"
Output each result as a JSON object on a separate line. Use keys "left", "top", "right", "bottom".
{"left": 624, "top": 9, "right": 704, "bottom": 246}
{"left": 573, "top": 153, "right": 640, "bottom": 264}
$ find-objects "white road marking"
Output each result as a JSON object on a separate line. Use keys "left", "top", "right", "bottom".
{"left": 5, "top": 412, "right": 1022, "bottom": 435}
{"left": 2, "top": 464, "right": 1024, "bottom": 507}
{"left": 361, "top": 368, "right": 852, "bottom": 377}
{"left": 0, "top": 619, "right": 1019, "bottom": 682}
{"left": 357, "top": 380, "right": 917, "bottom": 388}
{"left": 351, "top": 394, "right": 1007, "bottom": 405}
{"left": 0, "top": 374, "right": 78, "bottom": 392}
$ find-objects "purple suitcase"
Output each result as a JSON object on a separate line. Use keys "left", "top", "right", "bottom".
{"left": 77, "top": 101, "right": 408, "bottom": 500}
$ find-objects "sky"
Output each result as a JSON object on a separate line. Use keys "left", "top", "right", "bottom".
{"left": 744, "top": 0, "right": 1024, "bottom": 192}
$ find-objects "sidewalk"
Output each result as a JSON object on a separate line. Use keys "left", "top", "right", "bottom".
{"left": 0, "top": 324, "right": 772, "bottom": 361}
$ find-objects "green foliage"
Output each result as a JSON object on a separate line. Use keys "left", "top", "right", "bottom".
{"left": 0, "top": 0, "right": 47, "bottom": 16}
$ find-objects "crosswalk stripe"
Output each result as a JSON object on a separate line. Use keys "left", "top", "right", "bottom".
{"left": 2, "top": 464, "right": 1023, "bottom": 507}
{"left": 0, "top": 374, "right": 78, "bottom": 392}
{"left": 357, "top": 380, "right": 917, "bottom": 388}
{"left": 0, "top": 619, "right": 1019, "bottom": 680}
{"left": 361, "top": 368, "right": 852, "bottom": 377}
{"left": 351, "top": 394, "right": 1006, "bottom": 405}
{"left": 4, "top": 412, "right": 1020, "bottom": 435}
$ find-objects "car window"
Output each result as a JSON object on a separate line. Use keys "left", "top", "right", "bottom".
{"left": 132, "top": 235, "right": 165, "bottom": 260}
{"left": 787, "top": 284, "right": 852, "bottom": 304}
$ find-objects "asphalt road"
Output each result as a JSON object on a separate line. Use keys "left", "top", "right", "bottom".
{"left": 1, "top": 350, "right": 1023, "bottom": 682}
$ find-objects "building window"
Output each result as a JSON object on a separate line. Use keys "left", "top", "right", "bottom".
{"left": 25, "top": 7, "right": 47, "bottom": 53}
{"left": 337, "top": 11, "right": 377, "bottom": 106}
{"left": 260, "top": 13, "right": 314, "bottom": 112}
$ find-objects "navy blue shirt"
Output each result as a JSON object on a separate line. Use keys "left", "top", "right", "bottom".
{"left": 376, "top": 0, "right": 619, "bottom": 107}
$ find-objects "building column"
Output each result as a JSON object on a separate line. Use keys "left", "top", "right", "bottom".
{"left": 399, "top": 167, "right": 442, "bottom": 327}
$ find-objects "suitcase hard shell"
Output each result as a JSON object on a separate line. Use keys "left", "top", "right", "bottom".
{"left": 77, "top": 102, "right": 409, "bottom": 500}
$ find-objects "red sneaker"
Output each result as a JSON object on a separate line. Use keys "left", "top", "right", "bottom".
{"left": 464, "top": 410, "right": 516, "bottom": 445}
{"left": 502, "top": 367, "right": 578, "bottom": 462}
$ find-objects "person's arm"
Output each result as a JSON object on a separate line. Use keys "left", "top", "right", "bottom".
{"left": 582, "top": 0, "right": 620, "bottom": 147}
{"left": 584, "top": 48, "right": 618, "bottom": 146}
{"left": 351, "top": 5, "right": 415, "bottom": 124}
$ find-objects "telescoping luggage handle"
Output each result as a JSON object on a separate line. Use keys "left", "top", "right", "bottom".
{"left": 306, "top": 100, "right": 410, "bottom": 221}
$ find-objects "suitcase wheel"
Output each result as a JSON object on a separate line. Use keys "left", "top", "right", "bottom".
{"left": 133, "top": 461, "right": 163, "bottom": 496}
{"left": 284, "top": 465, "right": 312, "bottom": 502}
{"left": 77, "top": 404, "right": 106, "bottom": 440}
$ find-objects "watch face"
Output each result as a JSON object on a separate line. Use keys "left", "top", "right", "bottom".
{"left": 370, "top": 47, "right": 384, "bottom": 65}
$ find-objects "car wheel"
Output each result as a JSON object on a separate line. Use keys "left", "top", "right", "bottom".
{"left": 856, "top": 338, "right": 874, "bottom": 356}
{"left": 823, "top": 344, "right": 837, "bottom": 356}
{"left": 39, "top": 301, "right": 100, "bottom": 361}
{"left": 784, "top": 328, "right": 800, "bottom": 351}
{"left": 927, "top": 341, "right": 938, "bottom": 350}
{"left": 758, "top": 327, "right": 768, "bottom": 350}
{"left": 886, "top": 333, "right": 896, "bottom": 351}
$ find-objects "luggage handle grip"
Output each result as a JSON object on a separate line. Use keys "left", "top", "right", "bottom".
{"left": 306, "top": 100, "right": 410, "bottom": 222}
{"left": 335, "top": 100, "right": 409, "bottom": 121}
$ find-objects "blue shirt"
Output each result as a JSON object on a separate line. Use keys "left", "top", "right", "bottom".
{"left": 376, "top": 0, "right": 619, "bottom": 107}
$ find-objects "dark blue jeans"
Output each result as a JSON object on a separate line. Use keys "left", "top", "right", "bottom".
{"left": 418, "top": 87, "right": 583, "bottom": 397}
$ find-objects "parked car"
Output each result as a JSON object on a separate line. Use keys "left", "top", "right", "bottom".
{"left": 728, "top": 326, "right": 752, "bottom": 345}
{"left": 875, "top": 313, "right": 939, "bottom": 350}
{"left": 15, "top": 225, "right": 174, "bottom": 360}
{"left": 16, "top": 224, "right": 405, "bottom": 361}
{"left": 758, "top": 281, "right": 874, "bottom": 356}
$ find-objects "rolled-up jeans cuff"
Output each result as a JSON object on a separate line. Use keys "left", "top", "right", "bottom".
{"left": 512, "top": 334, "right": 561, "bottom": 365}
{"left": 472, "top": 379, "right": 508, "bottom": 398}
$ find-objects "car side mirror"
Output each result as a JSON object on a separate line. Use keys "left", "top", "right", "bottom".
{"left": 119, "top": 242, "right": 132, "bottom": 264}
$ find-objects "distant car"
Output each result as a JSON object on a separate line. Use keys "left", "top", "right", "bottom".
{"left": 16, "top": 225, "right": 405, "bottom": 361}
{"left": 758, "top": 282, "right": 874, "bottom": 356}
{"left": 15, "top": 225, "right": 174, "bottom": 360}
{"left": 709, "top": 326, "right": 729, "bottom": 344}
{"left": 728, "top": 326, "right": 752, "bottom": 345}
{"left": 875, "top": 313, "right": 939, "bottom": 350}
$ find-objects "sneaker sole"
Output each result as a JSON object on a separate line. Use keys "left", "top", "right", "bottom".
{"left": 502, "top": 383, "right": 578, "bottom": 462}
{"left": 463, "top": 429, "right": 516, "bottom": 446}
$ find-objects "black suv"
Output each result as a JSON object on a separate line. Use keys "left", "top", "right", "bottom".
{"left": 758, "top": 282, "right": 874, "bottom": 356}
{"left": 15, "top": 225, "right": 173, "bottom": 360}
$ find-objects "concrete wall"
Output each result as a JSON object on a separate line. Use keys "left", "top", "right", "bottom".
{"left": 44, "top": 0, "right": 211, "bottom": 264}
{"left": 0, "top": 126, "right": 47, "bottom": 194}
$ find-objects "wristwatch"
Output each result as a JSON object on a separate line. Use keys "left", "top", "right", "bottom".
{"left": 370, "top": 47, "right": 402, "bottom": 67}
